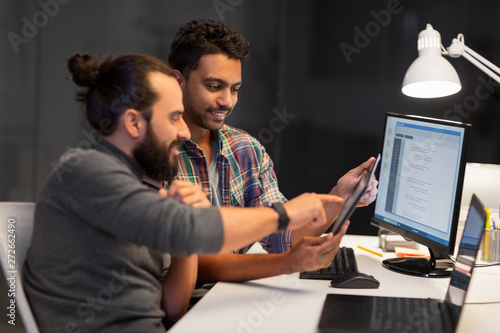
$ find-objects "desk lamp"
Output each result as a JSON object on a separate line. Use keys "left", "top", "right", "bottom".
{"left": 402, "top": 23, "right": 500, "bottom": 98}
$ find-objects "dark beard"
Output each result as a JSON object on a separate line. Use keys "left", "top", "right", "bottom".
{"left": 133, "top": 127, "right": 180, "bottom": 183}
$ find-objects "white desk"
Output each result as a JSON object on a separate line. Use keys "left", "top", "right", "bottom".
{"left": 169, "top": 235, "right": 500, "bottom": 333}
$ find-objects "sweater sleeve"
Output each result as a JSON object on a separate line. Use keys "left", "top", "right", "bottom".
{"left": 51, "top": 149, "right": 224, "bottom": 256}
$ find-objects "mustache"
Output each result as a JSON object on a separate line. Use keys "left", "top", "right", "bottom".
{"left": 208, "top": 107, "right": 231, "bottom": 113}
{"left": 169, "top": 140, "right": 184, "bottom": 149}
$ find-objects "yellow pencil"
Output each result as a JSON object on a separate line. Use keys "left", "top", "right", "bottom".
{"left": 357, "top": 245, "right": 383, "bottom": 257}
{"left": 484, "top": 207, "right": 491, "bottom": 260}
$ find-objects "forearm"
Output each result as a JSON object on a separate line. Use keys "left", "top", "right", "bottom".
{"left": 161, "top": 255, "right": 198, "bottom": 321}
{"left": 198, "top": 227, "right": 348, "bottom": 284}
{"left": 218, "top": 193, "right": 339, "bottom": 253}
{"left": 197, "top": 252, "right": 290, "bottom": 284}
{"left": 218, "top": 207, "right": 279, "bottom": 253}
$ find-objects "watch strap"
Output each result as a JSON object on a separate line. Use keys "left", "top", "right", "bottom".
{"left": 268, "top": 202, "right": 290, "bottom": 231}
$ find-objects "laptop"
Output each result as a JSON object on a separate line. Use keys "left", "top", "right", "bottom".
{"left": 318, "top": 193, "right": 487, "bottom": 333}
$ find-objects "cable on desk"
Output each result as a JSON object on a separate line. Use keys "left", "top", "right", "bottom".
{"left": 474, "top": 262, "right": 500, "bottom": 268}
{"left": 449, "top": 256, "right": 500, "bottom": 268}
{"left": 465, "top": 301, "right": 500, "bottom": 305}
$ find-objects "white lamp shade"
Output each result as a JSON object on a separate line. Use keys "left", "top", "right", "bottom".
{"left": 402, "top": 24, "right": 462, "bottom": 98}
{"left": 402, "top": 54, "right": 461, "bottom": 98}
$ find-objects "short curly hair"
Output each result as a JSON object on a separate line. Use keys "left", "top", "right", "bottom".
{"left": 168, "top": 19, "right": 250, "bottom": 78}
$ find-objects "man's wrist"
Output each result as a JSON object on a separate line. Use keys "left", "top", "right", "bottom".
{"left": 329, "top": 185, "right": 341, "bottom": 198}
{"left": 267, "top": 202, "right": 290, "bottom": 231}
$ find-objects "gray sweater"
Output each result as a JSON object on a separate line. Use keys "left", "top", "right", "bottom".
{"left": 23, "top": 139, "right": 223, "bottom": 333}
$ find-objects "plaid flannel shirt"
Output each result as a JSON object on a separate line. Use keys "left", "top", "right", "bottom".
{"left": 172, "top": 125, "right": 291, "bottom": 254}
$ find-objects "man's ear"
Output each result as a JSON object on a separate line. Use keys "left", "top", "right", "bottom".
{"left": 173, "top": 69, "right": 185, "bottom": 88}
{"left": 122, "top": 109, "right": 147, "bottom": 139}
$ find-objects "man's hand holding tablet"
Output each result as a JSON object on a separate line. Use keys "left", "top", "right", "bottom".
{"left": 331, "top": 154, "right": 380, "bottom": 235}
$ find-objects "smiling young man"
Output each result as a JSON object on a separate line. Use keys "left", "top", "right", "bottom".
{"left": 168, "top": 20, "right": 379, "bottom": 284}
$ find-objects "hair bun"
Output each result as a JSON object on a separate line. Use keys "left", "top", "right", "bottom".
{"left": 67, "top": 53, "right": 99, "bottom": 87}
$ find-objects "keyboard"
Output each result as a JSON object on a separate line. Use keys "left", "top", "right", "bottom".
{"left": 299, "top": 246, "right": 358, "bottom": 279}
{"left": 373, "top": 297, "right": 445, "bottom": 332}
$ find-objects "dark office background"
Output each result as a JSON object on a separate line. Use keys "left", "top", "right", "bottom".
{"left": 1, "top": 0, "right": 500, "bottom": 237}
{"left": 1, "top": 1, "right": 500, "bottom": 331}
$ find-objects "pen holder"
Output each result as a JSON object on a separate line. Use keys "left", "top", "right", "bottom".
{"left": 481, "top": 228, "right": 500, "bottom": 262}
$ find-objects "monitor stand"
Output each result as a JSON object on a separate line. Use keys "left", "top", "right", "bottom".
{"left": 382, "top": 248, "right": 454, "bottom": 277}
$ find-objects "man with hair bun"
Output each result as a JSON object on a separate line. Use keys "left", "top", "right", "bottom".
{"left": 23, "top": 53, "right": 344, "bottom": 332}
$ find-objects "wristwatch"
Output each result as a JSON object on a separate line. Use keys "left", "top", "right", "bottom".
{"left": 267, "top": 201, "right": 290, "bottom": 231}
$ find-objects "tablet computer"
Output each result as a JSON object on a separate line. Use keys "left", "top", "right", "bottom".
{"left": 331, "top": 154, "right": 380, "bottom": 234}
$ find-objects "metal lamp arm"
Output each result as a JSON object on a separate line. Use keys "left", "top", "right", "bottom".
{"left": 446, "top": 34, "right": 500, "bottom": 84}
